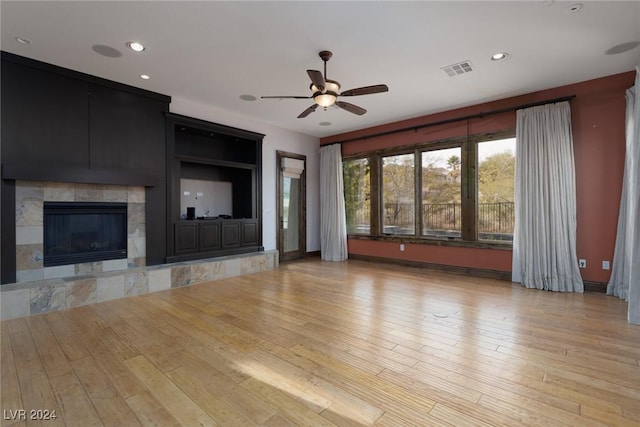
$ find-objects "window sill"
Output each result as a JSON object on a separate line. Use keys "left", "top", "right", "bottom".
{"left": 347, "top": 234, "right": 513, "bottom": 250}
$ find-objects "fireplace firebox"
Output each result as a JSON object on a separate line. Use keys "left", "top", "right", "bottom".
{"left": 43, "top": 202, "right": 127, "bottom": 267}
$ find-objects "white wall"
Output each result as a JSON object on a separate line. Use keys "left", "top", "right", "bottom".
{"left": 170, "top": 98, "right": 320, "bottom": 252}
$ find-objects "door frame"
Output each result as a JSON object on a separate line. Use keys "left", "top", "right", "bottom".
{"left": 276, "top": 150, "right": 306, "bottom": 262}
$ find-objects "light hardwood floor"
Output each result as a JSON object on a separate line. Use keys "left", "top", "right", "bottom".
{"left": 2, "top": 259, "right": 639, "bottom": 426}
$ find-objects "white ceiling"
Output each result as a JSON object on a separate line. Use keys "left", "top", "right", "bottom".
{"left": 2, "top": 1, "right": 639, "bottom": 138}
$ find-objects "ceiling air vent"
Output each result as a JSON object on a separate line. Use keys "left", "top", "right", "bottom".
{"left": 442, "top": 60, "right": 475, "bottom": 77}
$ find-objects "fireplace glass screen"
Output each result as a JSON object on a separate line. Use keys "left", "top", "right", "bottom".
{"left": 43, "top": 202, "right": 127, "bottom": 267}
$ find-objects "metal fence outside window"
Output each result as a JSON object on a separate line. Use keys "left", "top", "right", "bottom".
{"left": 381, "top": 202, "right": 514, "bottom": 239}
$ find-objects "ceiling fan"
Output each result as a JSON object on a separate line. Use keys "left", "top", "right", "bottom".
{"left": 261, "top": 50, "right": 389, "bottom": 118}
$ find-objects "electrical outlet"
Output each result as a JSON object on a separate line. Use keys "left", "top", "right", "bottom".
{"left": 400, "top": 244, "right": 405, "bottom": 252}
{"left": 578, "top": 259, "right": 586, "bottom": 268}
{"left": 602, "top": 260, "right": 610, "bottom": 270}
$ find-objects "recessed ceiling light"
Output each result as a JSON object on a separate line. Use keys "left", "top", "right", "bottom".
{"left": 491, "top": 52, "right": 508, "bottom": 61}
{"left": 15, "top": 36, "right": 31, "bottom": 45}
{"left": 127, "top": 41, "right": 145, "bottom": 52}
{"left": 139, "top": 74, "right": 150, "bottom": 80}
{"left": 566, "top": 3, "right": 583, "bottom": 13}
{"left": 239, "top": 94, "right": 257, "bottom": 101}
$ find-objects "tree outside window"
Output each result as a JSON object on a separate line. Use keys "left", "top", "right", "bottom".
{"left": 478, "top": 138, "right": 515, "bottom": 241}
{"left": 421, "top": 147, "right": 462, "bottom": 238}
{"left": 382, "top": 153, "right": 415, "bottom": 235}
{"left": 343, "top": 158, "right": 370, "bottom": 234}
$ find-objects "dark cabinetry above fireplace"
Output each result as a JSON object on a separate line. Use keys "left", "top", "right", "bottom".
{"left": 1, "top": 52, "right": 170, "bottom": 186}
{"left": 166, "top": 113, "right": 264, "bottom": 263}
{"left": 1, "top": 58, "right": 89, "bottom": 168}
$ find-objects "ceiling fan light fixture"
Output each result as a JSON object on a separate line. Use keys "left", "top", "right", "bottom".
{"left": 312, "top": 79, "right": 340, "bottom": 107}
{"left": 314, "top": 93, "right": 337, "bottom": 107}
{"left": 262, "top": 49, "right": 388, "bottom": 118}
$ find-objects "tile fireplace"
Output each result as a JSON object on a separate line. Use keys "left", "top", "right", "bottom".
{"left": 15, "top": 181, "right": 145, "bottom": 282}
{"left": 43, "top": 201, "right": 128, "bottom": 267}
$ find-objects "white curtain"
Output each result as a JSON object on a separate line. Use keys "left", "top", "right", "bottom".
{"left": 512, "top": 101, "right": 584, "bottom": 292}
{"left": 607, "top": 66, "right": 640, "bottom": 325}
{"left": 319, "top": 144, "right": 348, "bottom": 261}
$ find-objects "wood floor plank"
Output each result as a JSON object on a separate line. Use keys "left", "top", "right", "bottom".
{"left": 44, "top": 311, "right": 92, "bottom": 362}
{"left": 10, "top": 324, "right": 46, "bottom": 383}
{"left": 70, "top": 355, "right": 141, "bottom": 426}
{"left": 293, "top": 344, "right": 439, "bottom": 425}
{"left": 29, "top": 318, "right": 73, "bottom": 379}
{"left": 123, "top": 355, "right": 217, "bottom": 426}
{"left": 240, "top": 377, "right": 337, "bottom": 427}
{"left": 2, "top": 259, "right": 639, "bottom": 426}
{"left": 1, "top": 323, "right": 24, "bottom": 420}
{"left": 250, "top": 348, "right": 385, "bottom": 424}
{"left": 60, "top": 307, "right": 147, "bottom": 400}
{"left": 48, "top": 370, "right": 103, "bottom": 427}
{"left": 19, "top": 374, "right": 65, "bottom": 427}
{"left": 173, "top": 348, "right": 276, "bottom": 424}
{"left": 164, "top": 366, "right": 259, "bottom": 426}
{"left": 125, "top": 392, "right": 182, "bottom": 427}
{"left": 429, "top": 402, "right": 495, "bottom": 427}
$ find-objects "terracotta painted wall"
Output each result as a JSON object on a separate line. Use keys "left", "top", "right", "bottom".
{"left": 321, "top": 71, "right": 635, "bottom": 284}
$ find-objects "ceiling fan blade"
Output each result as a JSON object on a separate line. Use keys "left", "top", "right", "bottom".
{"left": 297, "top": 104, "right": 318, "bottom": 118}
{"left": 340, "top": 84, "right": 389, "bottom": 97}
{"left": 307, "top": 70, "right": 325, "bottom": 91}
{"left": 261, "top": 95, "right": 311, "bottom": 99}
{"left": 336, "top": 101, "right": 367, "bottom": 116}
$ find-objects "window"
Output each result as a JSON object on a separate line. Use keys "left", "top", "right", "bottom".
{"left": 342, "top": 133, "right": 515, "bottom": 245}
{"left": 382, "top": 153, "right": 415, "bottom": 235}
{"left": 421, "top": 147, "right": 462, "bottom": 238}
{"left": 343, "top": 158, "right": 370, "bottom": 234}
{"left": 478, "top": 138, "right": 515, "bottom": 241}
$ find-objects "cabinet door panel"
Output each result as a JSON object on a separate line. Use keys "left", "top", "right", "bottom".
{"left": 200, "top": 222, "right": 221, "bottom": 251}
{"left": 241, "top": 221, "right": 258, "bottom": 246}
{"left": 1, "top": 60, "right": 89, "bottom": 167}
{"left": 221, "top": 222, "right": 240, "bottom": 248}
{"left": 175, "top": 223, "right": 198, "bottom": 254}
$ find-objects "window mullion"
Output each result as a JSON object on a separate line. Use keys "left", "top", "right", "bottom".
{"left": 415, "top": 149, "right": 422, "bottom": 237}
{"left": 461, "top": 140, "right": 478, "bottom": 241}
{"left": 370, "top": 155, "right": 380, "bottom": 236}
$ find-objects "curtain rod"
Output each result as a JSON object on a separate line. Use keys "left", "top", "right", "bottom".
{"left": 328, "top": 95, "right": 576, "bottom": 145}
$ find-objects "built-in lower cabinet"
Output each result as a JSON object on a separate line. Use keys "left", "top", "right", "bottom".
{"left": 172, "top": 219, "right": 261, "bottom": 261}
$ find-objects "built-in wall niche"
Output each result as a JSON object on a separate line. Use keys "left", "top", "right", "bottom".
{"left": 180, "top": 179, "right": 232, "bottom": 219}
{"left": 166, "top": 113, "right": 263, "bottom": 263}
{"left": 179, "top": 161, "right": 255, "bottom": 219}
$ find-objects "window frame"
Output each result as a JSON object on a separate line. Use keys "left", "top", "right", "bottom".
{"left": 342, "top": 130, "right": 515, "bottom": 249}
